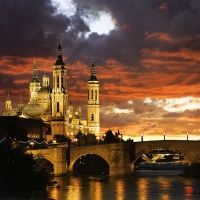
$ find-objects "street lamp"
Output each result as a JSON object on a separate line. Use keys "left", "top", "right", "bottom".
{"left": 30, "top": 141, "right": 34, "bottom": 150}
{"left": 164, "top": 132, "right": 166, "bottom": 141}
{"left": 141, "top": 134, "right": 143, "bottom": 142}
{"left": 118, "top": 134, "right": 122, "bottom": 142}
{"left": 53, "top": 139, "right": 56, "bottom": 148}
{"left": 187, "top": 132, "right": 188, "bottom": 141}
{"left": 96, "top": 137, "right": 99, "bottom": 145}
{"left": 74, "top": 138, "right": 78, "bottom": 146}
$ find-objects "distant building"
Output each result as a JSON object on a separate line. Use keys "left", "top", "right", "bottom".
{"left": 0, "top": 39, "right": 100, "bottom": 140}
{"left": 0, "top": 116, "right": 50, "bottom": 140}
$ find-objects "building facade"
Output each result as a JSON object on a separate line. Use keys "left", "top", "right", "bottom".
{"left": 1, "top": 40, "right": 100, "bottom": 140}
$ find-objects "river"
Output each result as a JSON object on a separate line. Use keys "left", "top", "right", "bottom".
{"left": 32, "top": 171, "right": 200, "bottom": 200}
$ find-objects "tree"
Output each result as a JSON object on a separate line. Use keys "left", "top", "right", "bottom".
{"left": 85, "top": 133, "right": 97, "bottom": 145}
{"left": 74, "top": 131, "right": 97, "bottom": 146}
{"left": 74, "top": 131, "right": 87, "bottom": 146}
{"left": 53, "top": 134, "right": 71, "bottom": 146}
{"left": 114, "top": 130, "right": 123, "bottom": 142}
{"left": 103, "top": 129, "right": 116, "bottom": 144}
{"left": 0, "top": 144, "right": 48, "bottom": 198}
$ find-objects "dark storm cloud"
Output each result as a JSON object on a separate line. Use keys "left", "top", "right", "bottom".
{"left": 65, "top": 0, "right": 200, "bottom": 70}
{"left": 0, "top": 0, "right": 70, "bottom": 57}
{"left": 1, "top": 0, "right": 200, "bottom": 68}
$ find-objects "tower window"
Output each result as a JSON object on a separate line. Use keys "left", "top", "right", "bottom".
{"left": 91, "top": 114, "right": 94, "bottom": 121}
{"left": 57, "top": 76, "right": 59, "bottom": 87}
{"left": 61, "top": 76, "right": 63, "bottom": 87}
{"left": 88, "top": 90, "right": 89, "bottom": 100}
{"left": 95, "top": 90, "right": 97, "bottom": 100}
{"left": 91, "top": 90, "right": 93, "bottom": 99}
{"left": 57, "top": 102, "right": 59, "bottom": 112}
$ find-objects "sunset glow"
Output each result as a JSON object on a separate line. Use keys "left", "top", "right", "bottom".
{"left": 1, "top": 0, "right": 200, "bottom": 141}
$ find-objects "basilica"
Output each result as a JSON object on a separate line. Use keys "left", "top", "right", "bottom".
{"left": 0, "top": 40, "right": 100, "bottom": 140}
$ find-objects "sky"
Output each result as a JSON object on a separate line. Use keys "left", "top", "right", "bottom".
{"left": 1, "top": 0, "right": 200, "bottom": 141}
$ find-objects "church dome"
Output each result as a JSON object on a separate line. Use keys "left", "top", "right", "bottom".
{"left": 23, "top": 103, "right": 45, "bottom": 118}
{"left": 1, "top": 109, "right": 17, "bottom": 116}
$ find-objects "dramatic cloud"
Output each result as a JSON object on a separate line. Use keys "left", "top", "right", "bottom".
{"left": 1, "top": 0, "right": 200, "bottom": 140}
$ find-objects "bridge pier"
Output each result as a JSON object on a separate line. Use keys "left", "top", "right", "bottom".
{"left": 108, "top": 143, "right": 133, "bottom": 175}
{"left": 53, "top": 147, "right": 68, "bottom": 176}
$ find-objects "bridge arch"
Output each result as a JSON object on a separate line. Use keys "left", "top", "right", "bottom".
{"left": 133, "top": 140, "right": 200, "bottom": 165}
{"left": 28, "top": 147, "right": 67, "bottom": 176}
{"left": 35, "top": 156, "right": 54, "bottom": 174}
{"left": 69, "top": 143, "right": 132, "bottom": 175}
{"left": 68, "top": 147, "right": 111, "bottom": 174}
{"left": 72, "top": 153, "right": 109, "bottom": 175}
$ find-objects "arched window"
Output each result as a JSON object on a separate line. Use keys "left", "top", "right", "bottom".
{"left": 91, "top": 90, "right": 93, "bottom": 99}
{"left": 95, "top": 90, "right": 97, "bottom": 100}
{"left": 57, "top": 76, "right": 59, "bottom": 87}
{"left": 91, "top": 114, "right": 94, "bottom": 121}
{"left": 57, "top": 102, "right": 59, "bottom": 112}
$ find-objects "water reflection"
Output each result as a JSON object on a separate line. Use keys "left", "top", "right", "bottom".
{"left": 115, "top": 180, "right": 124, "bottom": 200}
{"left": 157, "top": 177, "right": 170, "bottom": 200}
{"left": 91, "top": 181, "right": 102, "bottom": 200}
{"left": 67, "top": 178, "right": 81, "bottom": 200}
{"left": 137, "top": 177, "right": 148, "bottom": 200}
{"left": 43, "top": 175, "right": 200, "bottom": 200}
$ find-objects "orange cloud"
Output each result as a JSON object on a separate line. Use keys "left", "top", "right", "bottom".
{"left": 158, "top": 3, "right": 168, "bottom": 11}
{"left": 146, "top": 31, "right": 173, "bottom": 42}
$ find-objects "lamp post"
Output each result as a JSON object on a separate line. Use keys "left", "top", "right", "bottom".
{"left": 187, "top": 132, "right": 188, "bottom": 141}
{"left": 164, "top": 132, "right": 166, "bottom": 141}
{"left": 74, "top": 138, "right": 78, "bottom": 146}
{"left": 118, "top": 134, "right": 122, "bottom": 142}
{"left": 96, "top": 137, "right": 99, "bottom": 145}
{"left": 141, "top": 134, "right": 143, "bottom": 142}
{"left": 30, "top": 141, "right": 34, "bottom": 150}
{"left": 53, "top": 139, "right": 56, "bottom": 148}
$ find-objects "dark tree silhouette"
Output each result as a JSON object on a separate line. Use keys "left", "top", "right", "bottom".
{"left": 0, "top": 144, "right": 48, "bottom": 198}
{"left": 53, "top": 134, "right": 71, "bottom": 146}
{"left": 74, "top": 131, "right": 97, "bottom": 146}
{"left": 103, "top": 129, "right": 116, "bottom": 144}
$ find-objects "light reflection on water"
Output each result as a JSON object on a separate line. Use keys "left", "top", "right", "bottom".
{"left": 35, "top": 174, "right": 200, "bottom": 200}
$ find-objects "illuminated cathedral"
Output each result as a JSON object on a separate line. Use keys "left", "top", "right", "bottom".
{"left": 0, "top": 40, "right": 100, "bottom": 139}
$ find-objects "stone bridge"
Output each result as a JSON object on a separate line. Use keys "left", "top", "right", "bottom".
{"left": 28, "top": 140, "right": 200, "bottom": 176}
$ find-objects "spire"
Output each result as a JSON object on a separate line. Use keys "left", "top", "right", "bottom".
{"left": 43, "top": 65, "right": 49, "bottom": 77}
{"left": 1, "top": 90, "right": 17, "bottom": 116}
{"left": 18, "top": 92, "right": 23, "bottom": 104}
{"left": 77, "top": 100, "right": 81, "bottom": 114}
{"left": 88, "top": 57, "right": 98, "bottom": 81}
{"left": 6, "top": 89, "right": 10, "bottom": 101}
{"left": 42, "top": 65, "right": 50, "bottom": 87}
{"left": 55, "top": 36, "right": 65, "bottom": 65}
{"left": 17, "top": 92, "right": 24, "bottom": 114}
{"left": 5, "top": 89, "right": 12, "bottom": 109}
{"left": 31, "top": 58, "right": 39, "bottom": 82}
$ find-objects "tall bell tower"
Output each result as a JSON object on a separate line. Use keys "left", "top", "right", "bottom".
{"left": 29, "top": 59, "right": 40, "bottom": 94}
{"left": 51, "top": 37, "right": 67, "bottom": 119}
{"left": 87, "top": 61, "right": 100, "bottom": 136}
